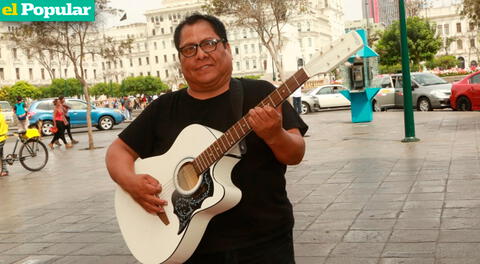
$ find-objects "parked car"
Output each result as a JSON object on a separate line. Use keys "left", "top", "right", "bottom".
{"left": 450, "top": 70, "right": 480, "bottom": 111}
{"left": 301, "top": 84, "right": 350, "bottom": 114}
{"left": 28, "top": 98, "right": 125, "bottom": 136}
{"left": 370, "top": 72, "right": 451, "bottom": 111}
{"left": 0, "top": 101, "right": 14, "bottom": 123}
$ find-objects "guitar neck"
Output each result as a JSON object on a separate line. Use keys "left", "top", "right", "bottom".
{"left": 192, "top": 69, "right": 309, "bottom": 174}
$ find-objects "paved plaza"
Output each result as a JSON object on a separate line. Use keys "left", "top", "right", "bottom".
{"left": 1, "top": 110, "right": 480, "bottom": 264}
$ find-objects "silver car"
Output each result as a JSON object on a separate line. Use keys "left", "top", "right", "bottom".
{"left": 371, "top": 72, "right": 451, "bottom": 111}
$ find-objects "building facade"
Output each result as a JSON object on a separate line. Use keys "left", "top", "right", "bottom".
{"left": 421, "top": 3, "right": 479, "bottom": 68}
{"left": 0, "top": 0, "right": 345, "bottom": 88}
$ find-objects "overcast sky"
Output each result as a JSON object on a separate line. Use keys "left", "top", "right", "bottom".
{"left": 104, "top": 0, "right": 369, "bottom": 28}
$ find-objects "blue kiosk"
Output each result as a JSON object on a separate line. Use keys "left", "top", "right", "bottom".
{"left": 340, "top": 29, "right": 381, "bottom": 123}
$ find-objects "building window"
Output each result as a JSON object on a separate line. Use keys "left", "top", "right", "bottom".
{"left": 172, "top": 54, "right": 176, "bottom": 62}
{"left": 164, "top": 55, "right": 168, "bottom": 63}
{"left": 152, "top": 29, "right": 156, "bottom": 36}
{"left": 93, "top": 69, "right": 97, "bottom": 79}
{"left": 457, "top": 39, "right": 463, "bottom": 49}
{"left": 114, "top": 61, "right": 117, "bottom": 69}
{"left": 156, "top": 70, "right": 160, "bottom": 77}
{"left": 444, "top": 24, "right": 449, "bottom": 35}
{"left": 29, "top": 68, "right": 33, "bottom": 80}
{"left": 235, "top": 46, "right": 239, "bottom": 55}
{"left": 456, "top": 23, "right": 462, "bottom": 33}
{"left": 251, "top": 44, "right": 255, "bottom": 53}
{"left": 0, "top": 68, "right": 4, "bottom": 80}
{"left": 41, "top": 68, "right": 45, "bottom": 80}
{"left": 130, "top": 59, "right": 133, "bottom": 67}
{"left": 92, "top": 54, "right": 95, "bottom": 61}
{"left": 244, "top": 44, "right": 248, "bottom": 53}
{"left": 253, "top": 60, "right": 257, "bottom": 69}
{"left": 165, "top": 69, "right": 169, "bottom": 77}
{"left": 471, "top": 38, "right": 476, "bottom": 48}
{"left": 155, "top": 56, "right": 159, "bottom": 63}
{"left": 437, "top": 25, "right": 442, "bottom": 35}
{"left": 147, "top": 71, "right": 151, "bottom": 76}
{"left": 161, "top": 28, "right": 165, "bottom": 34}
{"left": 84, "top": 69, "right": 87, "bottom": 79}
{"left": 0, "top": 48, "right": 2, "bottom": 58}
{"left": 120, "top": 60, "right": 123, "bottom": 68}
{"left": 107, "top": 61, "right": 111, "bottom": 69}
{"left": 470, "top": 22, "right": 475, "bottom": 31}
{"left": 64, "top": 68, "right": 67, "bottom": 77}
{"left": 139, "top": 72, "right": 143, "bottom": 76}
{"left": 138, "top": 58, "right": 142, "bottom": 66}
{"left": 102, "top": 62, "right": 105, "bottom": 70}
{"left": 15, "top": 68, "right": 20, "bottom": 79}
{"left": 12, "top": 48, "right": 17, "bottom": 59}
{"left": 162, "top": 41, "right": 166, "bottom": 49}
{"left": 236, "top": 61, "right": 241, "bottom": 70}
{"left": 146, "top": 57, "right": 150, "bottom": 65}
{"left": 154, "top": 42, "right": 157, "bottom": 50}
{"left": 246, "top": 60, "right": 250, "bottom": 69}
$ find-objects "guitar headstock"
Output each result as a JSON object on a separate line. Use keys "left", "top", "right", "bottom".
{"left": 303, "top": 31, "right": 363, "bottom": 78}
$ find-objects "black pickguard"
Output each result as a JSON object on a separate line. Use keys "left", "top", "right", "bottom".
{"left": 172, "top": 170, "right": 214, "bottom": 235}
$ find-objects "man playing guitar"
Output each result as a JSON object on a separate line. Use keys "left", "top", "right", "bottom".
{"left": 106, "top": 13, "right": 308, "bottom": 263}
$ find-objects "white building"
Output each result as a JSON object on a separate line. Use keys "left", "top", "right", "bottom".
{"left": 0, "top": 0, "right": 346, "bottom": 88}
{"left": 422, "top": 3, "right": 479, "bottom": 69}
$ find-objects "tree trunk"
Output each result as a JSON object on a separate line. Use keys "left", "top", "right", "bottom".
{"left": 74, "top": 68, "right": 94, "bottom": 149}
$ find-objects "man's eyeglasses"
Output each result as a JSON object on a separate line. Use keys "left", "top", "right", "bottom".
{"left": 179, "top": 38, "right": 226, "bottom": 58}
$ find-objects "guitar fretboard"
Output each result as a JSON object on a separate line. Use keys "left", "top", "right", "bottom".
{"left": 192, "top": 68, "right": 309, "bottom": 174}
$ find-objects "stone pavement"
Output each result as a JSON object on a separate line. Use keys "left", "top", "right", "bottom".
{"left": 1, "top": 110, "right": 480, "bottom": 264}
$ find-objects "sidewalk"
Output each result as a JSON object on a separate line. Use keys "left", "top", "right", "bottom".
{"left": 0, "top": 110, "right": 480, "bottom": 264}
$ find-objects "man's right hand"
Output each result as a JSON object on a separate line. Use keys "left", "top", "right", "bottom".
{"left": 124, "top": 174, "right": 168, "bottom": 215}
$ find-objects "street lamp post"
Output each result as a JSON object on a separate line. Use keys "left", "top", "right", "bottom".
{"left": 399, "top": 0, "right": 420, "bottom": 143}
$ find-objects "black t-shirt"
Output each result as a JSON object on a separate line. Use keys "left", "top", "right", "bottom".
{"left": 118, "top": 78, "right": 308, "bottom": 253}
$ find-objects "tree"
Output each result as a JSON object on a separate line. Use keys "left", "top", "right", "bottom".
{"left": 375, "top": 17, "right": 441, "bottom": 69}
{"left": 120, "top": 76, "right": 169, "bottom": 96}
{"left": 461, "top": 0, "right": 480, "bottom": 25}
{"left": 442, "top": 36, "right": 457, "bottom": 55}
{"left": 6, "top": 81, "right": 42, "bottom": 104}
{"left": 90, "top": 82, "right": 121, "bottom": 97}
{"left": 406, "top": 0, "right": 430, "bottom": 17}
{"left": 203, "top": 0, "right": 308, "bottom": 82}
{"left": 45, "top": 78, "right": 83, "bottom": 98}
{"left": 426, "top": 55, "right": 459, "bottom": 70}
{"left": 8, "top": 0, "right": 132, "bottom": 149}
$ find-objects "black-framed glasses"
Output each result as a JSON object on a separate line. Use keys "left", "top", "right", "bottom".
{"left": 179, "top": 38, "right": 226, "bottom": 58}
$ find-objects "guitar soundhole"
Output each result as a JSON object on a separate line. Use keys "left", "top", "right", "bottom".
{"left": 177, "top": 162, "right": 199, "bottom": 192}
{"left": 172, "top": 169, "right": 214, "bottom": 235}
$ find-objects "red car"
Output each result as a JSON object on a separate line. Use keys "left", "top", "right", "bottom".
{"left": 450, "top": 71, "right": 480, "bottom": 111}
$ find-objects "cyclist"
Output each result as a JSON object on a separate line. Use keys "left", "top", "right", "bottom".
{"left": 14, "top": 96, "right": 29, "bottom": 133}
{"left": 0, "top": 109, "right": 8, "bottom": 176}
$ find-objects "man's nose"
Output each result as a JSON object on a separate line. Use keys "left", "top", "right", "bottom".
{"left": 195, "top": 47, "right": 209, "bottom": 59}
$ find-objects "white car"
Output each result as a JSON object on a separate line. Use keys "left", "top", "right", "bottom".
{"left": 301, "top": 85, "right": 350, "bottom": 114}
{"left": 0, "top": 101, "right": 14, "bottom": 123}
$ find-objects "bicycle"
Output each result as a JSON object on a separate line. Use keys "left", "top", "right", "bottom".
{"left": 3, "top": 128, "right": 49, "bottom": 171}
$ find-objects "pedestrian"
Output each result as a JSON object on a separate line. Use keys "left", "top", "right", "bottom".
{"left": 13, "top": 96, "right": 29, "bottom": 133}
{"left": 106, "top": 13, "right": 307, "bottom": 263}
{"left": 58, "top": 96, "right": 79, "bottom": 144}
{"left": 0, "top": 109, "right": 9, "bottom": 177}
{"left": 122, "top": 96, "right": 132, "bottom": 120}
{"left": 292, "top": 85, "right": 303, "bottom": 114}
{"left": 49, "top": 99, "right": 72, "bottom": 150}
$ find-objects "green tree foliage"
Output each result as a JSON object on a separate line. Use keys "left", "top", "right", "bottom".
{"left": 461, "top": 0, "right": 480, "bottom": 24}
{"left": 6, "top": 81, "right": 42, "bottom": 104}
{"left": 425, "top": 55, "right": 459, "bottom": 70}
{"left": 376, "top": 17, "right": 441, "bottom": 68}
{"left": 43, "top": 78, "right": 83, "bottom": 98}
{"left": 120, "top": 76, "right": 169, "bottom": 96}
{"left": 90, "top": 82, "right": 121, "bottom": 97}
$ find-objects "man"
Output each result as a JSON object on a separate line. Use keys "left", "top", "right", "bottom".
{"left": 121, "top": 96, "right": 132, "bottom": 120}
{"left": 58, "top": 96, "right": 78, "bottom": 145}
{"left": 13, "top": 96, "right": 29, "bottom": 133}
{"left": 292, "top": 85, "right": 303, "bottom": 114}
{"left": 106, "top": 13, "right": 307, "bottom": 263}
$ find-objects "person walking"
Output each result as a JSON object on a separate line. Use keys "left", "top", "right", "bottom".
{"left": 13, "top": 96, "right": 29, "bottom": 133}
{"left": 59, "top": 96, "right": 78, "bottom": 144}
{"left": 106, "top": 13, "right": 307, "bottom": 263}
{"left": 0, "top": 110, "right": 9, "bottom": 177}
{"left": 49, "top": 99, "right": 72, "bottom": 150}
{"left": 122, "top": 96, "right": 132, "bottom": 120}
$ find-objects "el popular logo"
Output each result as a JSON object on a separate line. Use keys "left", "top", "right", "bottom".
{"left": 0, "top": 0, "right": 95, "bottom": 21}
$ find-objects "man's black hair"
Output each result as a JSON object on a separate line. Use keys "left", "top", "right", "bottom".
{"left": 16, "top": 96, "right": 22, "bottom": 101}
{"left": 173, "top": 13, "right": 228, "bottom": 51}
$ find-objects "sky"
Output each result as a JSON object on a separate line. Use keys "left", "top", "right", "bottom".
{"left": 106, "top": 0, "right": 365, "bottom": 28}
{"left": 343, "top": 0, "right": 363, "bottom": 21}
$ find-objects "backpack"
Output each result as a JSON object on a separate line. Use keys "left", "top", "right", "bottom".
{"left": 14, "top": 102, "right": 27, "bottom": 120}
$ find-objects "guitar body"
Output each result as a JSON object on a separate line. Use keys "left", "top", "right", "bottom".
{"left": 115, "top": 124, "right": 242, "bottom": 264}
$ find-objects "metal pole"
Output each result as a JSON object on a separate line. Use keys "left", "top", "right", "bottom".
{"left": 399, "top": 0, "right": 420, "bottom": 142}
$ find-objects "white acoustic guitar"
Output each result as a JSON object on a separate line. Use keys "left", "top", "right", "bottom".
{"left": 115, "top": 31, "right": 363, "bottom": 264}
